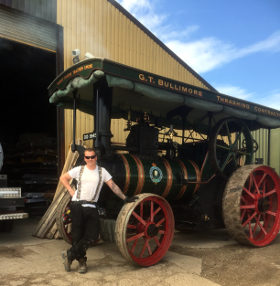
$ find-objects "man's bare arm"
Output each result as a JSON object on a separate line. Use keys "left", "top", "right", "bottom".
{"left": 105, "top": 179, "right": 126, "bottom": 200}
{"left": 60, "top": 173, "right": 75, "bottom": 197}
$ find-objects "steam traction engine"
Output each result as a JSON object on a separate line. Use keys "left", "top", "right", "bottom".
{"left": 49, "top": 58, "right": 280, "bottom": 266}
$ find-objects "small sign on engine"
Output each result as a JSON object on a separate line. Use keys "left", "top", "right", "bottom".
{"left": 83, "top": 132, "right": 96, "bottom": 141}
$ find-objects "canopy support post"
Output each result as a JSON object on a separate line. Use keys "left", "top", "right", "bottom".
{"left": 94, "top": 82, "right": 113, "bottom": 157}
{"left": 207, "top": 112, "right": 213, "bottom": 140}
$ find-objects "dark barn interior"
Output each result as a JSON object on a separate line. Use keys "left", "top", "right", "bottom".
{"left": 0, "top": 38, "right": 57, "bottom": 215}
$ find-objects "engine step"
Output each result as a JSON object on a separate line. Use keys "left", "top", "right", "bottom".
{"left": 0, "top": 212, "right": 28, "bottom": 220}
{"left": 0, "top": 188, "right": 22, "bottom": 198}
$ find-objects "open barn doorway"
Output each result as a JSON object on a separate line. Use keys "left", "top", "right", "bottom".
{"left": 0, "top": 38, "right": 57, "bottom": 216}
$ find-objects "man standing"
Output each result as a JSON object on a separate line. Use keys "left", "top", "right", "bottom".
{"left": 60, "top": 147, "right": 135, "bottom": 273}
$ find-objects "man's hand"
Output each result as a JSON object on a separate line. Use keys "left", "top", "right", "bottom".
{"left": 124, "top": 196, "right": 139, "bottom": 203}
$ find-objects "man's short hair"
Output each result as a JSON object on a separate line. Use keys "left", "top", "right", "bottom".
{"left": 84, "top": 147, "right": 95, "bottom": 154}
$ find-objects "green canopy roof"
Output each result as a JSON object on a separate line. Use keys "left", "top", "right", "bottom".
{"left": 48, "top": 58, "right": 280, "bottom": 132}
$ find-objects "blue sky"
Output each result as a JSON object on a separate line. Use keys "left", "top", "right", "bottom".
{"left": 115, "top": 0, "right": 280, "bottom": 110}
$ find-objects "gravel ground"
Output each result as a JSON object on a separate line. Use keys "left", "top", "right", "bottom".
{"left": 0, "top": 218, "right": 279, "bottom": 286}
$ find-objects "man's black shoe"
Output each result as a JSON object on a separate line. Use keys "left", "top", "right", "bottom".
{"left": 62, "top": 250, "right": 72, "bottom": 272}
{"left": 78, "top": 257, "right": 87, "bottom": 274}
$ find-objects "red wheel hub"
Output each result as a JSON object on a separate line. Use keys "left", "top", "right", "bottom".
{"left": 145, "top": 222, "right": 160, "bottom": 238}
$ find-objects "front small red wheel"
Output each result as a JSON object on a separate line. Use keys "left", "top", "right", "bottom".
{"left": 115, "top": 193, "right": 174, "bottom": 266}
{"left": 223, "top": 165, "right": 280, "bottom": 246}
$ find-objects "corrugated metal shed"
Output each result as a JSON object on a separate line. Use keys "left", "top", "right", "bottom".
{"left": 270, "top": 128, "right": 280, "bottom": 173}
{"left": 0, "top": 0, "right": 57, "bottom": 22}
{"left": 251, "top": 128, "right": 280, "bottom": 174}
{"left": 0, "top": 4, "right": 58, "bottom": 52}
{"left": 251, "top": 128, "right": 269, "bottom": 165}
{"left": 57, "top": 0, "right": 213, "bottom": 88}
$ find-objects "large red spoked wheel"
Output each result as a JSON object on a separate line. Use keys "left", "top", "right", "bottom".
{"left": 115, "top": 193, "right": 174, "bottom": 266}
{"left": 223, "top": 164, "right": 280, "bottom": 246}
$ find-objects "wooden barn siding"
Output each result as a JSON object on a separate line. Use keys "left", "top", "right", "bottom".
{"left": 56, "top": 0, "right": 212, "bottom": 154}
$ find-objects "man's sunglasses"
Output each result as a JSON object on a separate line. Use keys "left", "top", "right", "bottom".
{"left": 84, "top": 155, "right": 97, "bottom": 159}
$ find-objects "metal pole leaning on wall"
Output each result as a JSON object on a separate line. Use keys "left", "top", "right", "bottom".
{"left": 268, "top": 128, "right": 271, "bottom": 166}
{"left": 71, "top": 89, "right": 77, "bottom": 152}
{"left": 94, "top": 87, "right": 100, "bottom": 152}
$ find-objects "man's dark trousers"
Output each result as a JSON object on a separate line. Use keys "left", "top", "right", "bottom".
{"left": 67, "top": 202, "right": 100, "bottom": 261}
